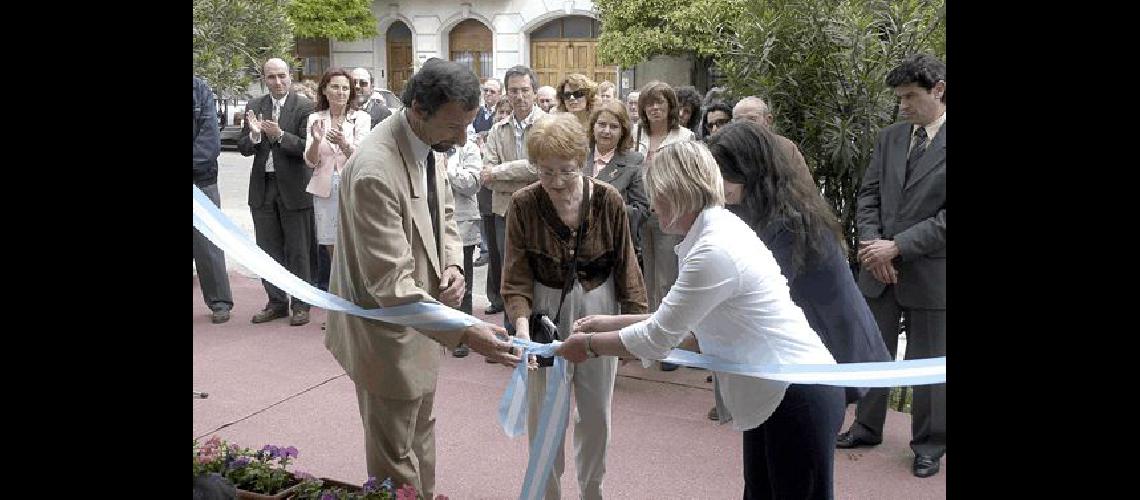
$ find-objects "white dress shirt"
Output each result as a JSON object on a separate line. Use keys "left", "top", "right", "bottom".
{"left": 619, "top": 206, "right": 836, "bottom": 431}
{"left": 400, "top": 109, "right": 432, "bottom": 192}
{"left": 251, "top": 94, "right": 288, "bottom": 172}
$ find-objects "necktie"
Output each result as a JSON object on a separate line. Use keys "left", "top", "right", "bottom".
{"left": 425, "top": 152, "right": 441, "bottom": 256}
{"left": 272, "top": 99, "right": 282, "bottom": 121}
{"left": 905, "top": 126, "right": 928, "bottom": 182}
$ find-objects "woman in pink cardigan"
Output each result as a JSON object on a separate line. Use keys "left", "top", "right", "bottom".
{"left": 304, "top": 68, "right": 372, "bottom": 260}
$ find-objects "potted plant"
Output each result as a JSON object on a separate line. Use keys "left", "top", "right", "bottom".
{"left": 292, "top": 474, "right": 449, "bottom": 500}
{"left": 193, "top": 436, "right": 303, "bottom": 499}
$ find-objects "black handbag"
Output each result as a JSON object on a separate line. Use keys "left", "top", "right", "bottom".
{"left": 528, "top": 180, "right": 590, "bottom": 367}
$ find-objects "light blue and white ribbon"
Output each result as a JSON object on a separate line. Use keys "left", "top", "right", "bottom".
{"left": 195, "top": 184, "right": 946, "bottom": 500}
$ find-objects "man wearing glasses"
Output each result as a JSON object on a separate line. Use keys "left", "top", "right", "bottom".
{"left": 480, "top": 66, "right": 546, "bottom": 321}
{"left": 351, "top": 68, "right": 392, "bottom": 129}
{"left": 472, "top": 78, "right": 502, "bottom": 135}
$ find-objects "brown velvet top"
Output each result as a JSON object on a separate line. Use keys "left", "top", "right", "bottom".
{"left": 502, "top": 178, "right": 648, "bottom": 323}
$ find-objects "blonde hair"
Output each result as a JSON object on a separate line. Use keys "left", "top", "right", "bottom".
{"left": 597, "top": 80, "right": 616, "bottom": 96}
{"left": 643, "top": 141, "right": 725, "bottom": 216}
{"left": 526, "top": 113, "right": 589, "bottom": 164}
{"left": 557, "top": 73, "right": 598, "bottom": 112}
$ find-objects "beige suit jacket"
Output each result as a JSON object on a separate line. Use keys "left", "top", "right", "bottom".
{"left": 325, "top": 110, "right": 465, "bottom": 400}
{"left": 484, "top": 106, "right": 547, "bottom": 216}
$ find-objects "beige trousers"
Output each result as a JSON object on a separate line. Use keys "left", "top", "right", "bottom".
{"left": 526, "top": 355, "right": 619, "bottom": 500}
{"left": 354, "top": 385, "right": 436, "bottom": 499}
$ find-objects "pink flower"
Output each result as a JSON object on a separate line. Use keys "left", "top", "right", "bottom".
{"left": 434, "top": 495, "right": 450, "bottom": 500}
{"left": 205, "top": 435, "right": 223, "bottom": 447}
{"left": 396, "top": 484, "right": 418, "bottom": 500}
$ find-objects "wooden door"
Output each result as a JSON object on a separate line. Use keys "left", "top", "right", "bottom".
{"left": 531, "top": 39, "right": 618, "bottom": 88}
{"left": 387, "top": 41, "right": 413, "bottom": 95}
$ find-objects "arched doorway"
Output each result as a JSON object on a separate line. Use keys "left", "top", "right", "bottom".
{"left": 386, "top": 21, "right": 413, "bottom": 95}
{"left": 449, "top": 19, "right": 492, "bottom": 81}
{"left": 530, "top": 16, "right": 617, "bottom": 88}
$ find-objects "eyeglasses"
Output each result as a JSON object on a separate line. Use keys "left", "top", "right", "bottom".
{"left": 352, "top": 79, "right": 370, "bottom": 88}
{"left": 561, "top": 89, "right": 588, "bottom": 101}
{"left": 538, "top": 169, "right": 580, "bottom": 180}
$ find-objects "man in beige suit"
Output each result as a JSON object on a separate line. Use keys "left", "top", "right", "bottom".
{"left": 325, "top": 59, "right": 520, "bottom": 498}
{"left": 479, "top": 65, "right": 546, "bottom": 323}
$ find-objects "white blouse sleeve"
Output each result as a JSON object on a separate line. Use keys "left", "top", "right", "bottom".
{"left": 352, "top": 110, "right": 371, "bottom": 148}
{"left": 303, "top": 113, "right": 319, "bottom": 167}
{"left": 619, "top": 242, "right": 738, "bottom": 361}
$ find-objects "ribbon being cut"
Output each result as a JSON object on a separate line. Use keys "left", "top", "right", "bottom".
{"left": 194, "top": 185, "right": 945, "bottom": 499}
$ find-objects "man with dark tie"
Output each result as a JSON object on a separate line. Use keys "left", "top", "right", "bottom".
{"left": 324, "top": 58, "right": 520, "bottom": 497}
{"left": 238, "top": 58, "right": 316, "bottom": 326}
{"left": 836, "top": 53, "right": 947, "bottom": 479}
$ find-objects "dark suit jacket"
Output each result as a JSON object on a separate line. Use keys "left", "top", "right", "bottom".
{"left": 587, "top": 149, "right": 649, "bottom": 251}
{"left": 364, "top": 98, "right": 391, "bottom": 129}
{"left": 237, "top": 92, "right": 315, "bottom": 210}
{"left": 856, "top": 121, "right": 946, "bottom": 309}
{"left": 471, "top": 105, "right": 496, "bottom": 133}
{"left": 755, "top": 218, "right": 893, "bottom": 403}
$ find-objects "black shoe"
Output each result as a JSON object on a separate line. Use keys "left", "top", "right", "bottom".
{"left": 289, "top": 309, "right": 311, "bottom": 326}
{"left": 836, "top": 430, "right": 881, "bottom": 449}
{"left": 912, "top": 455, "right": 940, "bottom": 478}
{"left": 484, "top": 304, "right": 504, "bottom": 314}
{"left": 707, "top": 407, "right": 719, "bottom": 421}
{"left": 453, "top": 345, "right": 470, "bottom": 358}
{"left": 211, "top": 309, "right": 231, "bottom": 324}
{"left": 251, "top": 308, "right": 288, "bottom": 324}
{"left": 474, "top": 255, "right": 488, "bottom": 267}
{"left": 659, "top": 362, "right": 678, "bottom": 371}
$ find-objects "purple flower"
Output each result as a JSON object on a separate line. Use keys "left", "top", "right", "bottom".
{"left": 380, "top": 478, "right": 393, "bottom": 491}
{"left": 363, "top": 477, "right": 379, "bottom": 493}
{"left": 319, "top": 493, "right": 337, "bottom": 500}
{"left": 228, "top": 457, "right": 251, "bottom": 469}
{"left": 282, "top": 446, "right": 299, "bottom": 459}
{"left": 259, "top": 444, "right": 280, "bottom": 459}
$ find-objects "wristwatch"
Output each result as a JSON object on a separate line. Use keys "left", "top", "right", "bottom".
{"left": 585, "top": 334, "right": 599, "bottom": 358}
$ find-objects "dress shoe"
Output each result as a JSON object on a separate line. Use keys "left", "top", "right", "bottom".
{"left": 211, "top": 309, "right": 231, "bottom": 324}
{"left": 251, "top": 308, "right": 288, "bottom": 324}
{"left": 453, "top": 345, "right": 470, "bottom": 358}
{"left": 835, "top": 430, "right": 881, "bottom": 449}
{"left": 289, "top": 309, "right": 311, "bottom": 326}
{"left": 474, "top": 255, "right": 488, "bottom": 267}
{"left": 912, "top": 455, "right": 940, "bottom": 478}
{"left": 707, "top": 406, "right": 719, "bottom": 421}
{"left": 484, "top": 304, "right": 504, "bottom": 314}
{"left": 659, "top": 361, "right": 679, "bottom": 371}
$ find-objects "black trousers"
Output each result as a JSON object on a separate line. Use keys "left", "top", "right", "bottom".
{"left": 250, "top": 176, "right": 313, "bottom": 313}
{"left": 851, "top": 285, "right": 946, "bottom": 458}
{"left": 482, "top": 214, "right": 503, "bottom": 308}
{"left": 460, "top": 244, "right": 475, "bottom": 315}
{"left": 743, "top": 384, "right": 845, "bottom": 500}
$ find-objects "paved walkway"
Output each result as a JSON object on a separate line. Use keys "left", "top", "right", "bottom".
{"left": 192, "top": 273, "right": 945, "bottom": 499}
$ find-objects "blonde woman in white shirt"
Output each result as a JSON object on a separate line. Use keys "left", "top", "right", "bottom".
{"left": 304, "top": 68, "right": 371, "bottom": 260}
{"left": 558, "top": 140, "right": 845, "bottom": 500}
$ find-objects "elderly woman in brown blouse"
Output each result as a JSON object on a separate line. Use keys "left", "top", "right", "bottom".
{"left": 502, "top": 113, "right": 647, "bottom": 500}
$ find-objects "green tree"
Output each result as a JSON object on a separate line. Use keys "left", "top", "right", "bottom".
{"left": 193, "top": 0, "right": 296, "bottom": 97}
{"left": 288, "top": 0, "right": 377, "bottom": 40}
{"left": 595, "top": 0, "right": 945, "bottom": 263}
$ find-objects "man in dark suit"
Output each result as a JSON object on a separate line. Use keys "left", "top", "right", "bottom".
{"left": 836, "top": 53, "right": 947, "bottom": 479}
{"left": 471, "top": 78, "right": 501, "bottom": 135}
{"left": 238, "top": 58, "right": 316, "bottom": 326}
{"left": 351, "top": 67, "right": 392, "bottom": 128}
